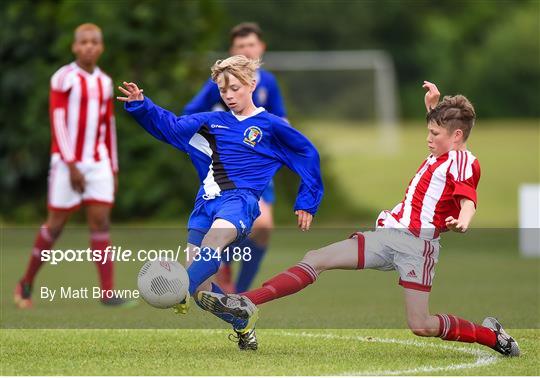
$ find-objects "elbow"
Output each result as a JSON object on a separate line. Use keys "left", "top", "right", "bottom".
{"left": 306, "top": 148, "right": 321, "bottom": 165}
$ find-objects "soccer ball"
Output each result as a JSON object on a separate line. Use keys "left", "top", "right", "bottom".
{"left": 137, "top": 259, "right": 189, "bottom": 309}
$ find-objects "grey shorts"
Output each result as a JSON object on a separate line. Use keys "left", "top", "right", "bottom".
{"left": 350, "top": 228, "right": 440, "bottom": 292}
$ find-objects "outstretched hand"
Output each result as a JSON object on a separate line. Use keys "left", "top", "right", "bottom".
{"left": 117, "top": 81, "right": 144, "bottom": 102}
{"left": 422, "top": 80, "right": 440, "bottom": 112}
{"left": 295, "top": 210, "right": 313, "bottom": 231}
{"left": 445, "top": 216, "right": 468, "bottom": 233}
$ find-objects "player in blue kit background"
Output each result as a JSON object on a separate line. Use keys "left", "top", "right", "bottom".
{"left": 183, "top": 23, "right": 286, "bottom": 294}
{"left": 117, "top": 55, "right": 323, "bottom": 350}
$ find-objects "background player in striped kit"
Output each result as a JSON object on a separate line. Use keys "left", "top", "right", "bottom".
{"left": 198, "top": 82, "right": 520, "bottom": 357}
{"left": 183, "top": 22, "right": 287, "bottom": 294}
{"left": 14, "top": 23, "right": 127, "bottom": 308}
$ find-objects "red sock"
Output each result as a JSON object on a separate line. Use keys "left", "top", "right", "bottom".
{"left": 91, "top": 231, "right": 113, "bottom": 292}
{"left": 23, "top": 225, "right": 56, "bottom": 284}
{"left": 437, "top": 314, "right": 496, "bottom": 347}
{"left": 241, "top": 262, "right": 318, "bottom": 305}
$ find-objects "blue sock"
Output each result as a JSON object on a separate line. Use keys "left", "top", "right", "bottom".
{"left": 236, "top": 238, "right": 267, "bottom": 293}
{"left": 210, "top": 282, "right": 224, "bottom": 294}
{"left": 186, "top": 247, "right": 220, "bottom": 296}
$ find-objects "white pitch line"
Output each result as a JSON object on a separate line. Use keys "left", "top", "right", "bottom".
{"left": 272, "top": 331, "right": 499, "bottom": 376}
{"left": 184, "top": 328, "right": 500, "bottom": 375}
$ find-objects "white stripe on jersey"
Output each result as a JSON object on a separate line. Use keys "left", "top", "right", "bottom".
{"left": 109, "top": 114, "right": 118, "bottom": 171}
{"left": 51, "top": 65, "right": 75, "bottom": 92}
{"left": 66, "top": 74, "right": 81, "bottom": 151}
{"left": 82, "top": 76, "right": 101, "bottom": 159}
{"left": 449, "top": 150, "right": 475, "bottom": 182}
{"left": 188, "top": 133, "right": 221, "bottom": 198}
{"left": 53, "top": 109, "right": 74, "bottom": 161}
{"left": 419, "top": 158, "right": 452, "bottom": 240}
{"left": 400, "top": 158, "right": 433, "bottom": 227}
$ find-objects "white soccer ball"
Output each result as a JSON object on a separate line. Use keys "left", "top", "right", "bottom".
{"left": 137, "top": 259, "right": 189, "bottom": 309}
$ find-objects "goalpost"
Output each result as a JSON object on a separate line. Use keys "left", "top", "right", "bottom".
{"left": 263, "top": 50, "right": 399, "bottom": 152}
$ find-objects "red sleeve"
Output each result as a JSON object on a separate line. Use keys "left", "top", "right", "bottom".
{"left": 49, "top": 89, "right": 75, "bottom": 163}
{"left": 453, "top": 159, "right": 481, "bottom": 208}
{"left": 104, "top": 97, "right": 118, "bottom": 173}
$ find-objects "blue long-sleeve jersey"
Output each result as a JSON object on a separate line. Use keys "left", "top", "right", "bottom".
{"left": 125, "top": 97, "right": 323, "bottom": 214}
{"left": 182, "top": 69, "right": 287, "bottom": 118}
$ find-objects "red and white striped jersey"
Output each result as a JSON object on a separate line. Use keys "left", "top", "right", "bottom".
{"left": 378, "top": 150, "right": 480, "bottom": 240}
{"left": 49, "top": 62, "right": 118, "bottom": 172}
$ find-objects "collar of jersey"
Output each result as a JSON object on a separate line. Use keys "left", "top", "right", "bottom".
{"left": 71, "top": 61, "right": 101, "bottom": 77}
{"left": 230, "top": 107, "right": 265, "bottom": 121}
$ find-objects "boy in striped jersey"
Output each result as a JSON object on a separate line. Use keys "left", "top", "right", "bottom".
{"left": 14, "top": 24, "right": 126, "bottom": 308}
{"left": 198, "top": 82, "right": 520, "bottom": 357}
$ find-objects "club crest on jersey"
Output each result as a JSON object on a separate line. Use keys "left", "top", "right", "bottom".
{"left": 243, "top": 126, "right": 263, "bottom": 147}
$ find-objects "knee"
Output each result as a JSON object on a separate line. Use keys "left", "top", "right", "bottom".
{"left": 202, "top": 224, "right": 236, "bottom": 249}
{"left": 201, "top": 234, "right": 223, "bottom": 250}
{"left": 301, "top": 249, "right": 325, "bottom": 273}
{"left": 250, "top": 226, "right": 272, "bottom": 246}
{"left": 88, "top": 217, "right": 110, "bottom": 232}
{"left": 251, "top": 212, "right": 273, "bottom": 242}
{"left": 255, "top": 213, "right": 273, "bottom": 230}
{"left": 45, "top": 212, "right": 69, "bottom": 237}
{"left": 45, "top": 224, "right": 64, "bottom": 239}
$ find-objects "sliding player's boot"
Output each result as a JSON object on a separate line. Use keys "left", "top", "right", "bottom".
{"left": 482, "top": 317, "right": 520, "bottom": 357}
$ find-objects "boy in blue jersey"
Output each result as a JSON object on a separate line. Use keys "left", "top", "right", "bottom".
{"left": 184, "top": 23, "right": 287, "bottom": 294}
{"left": 117, "top": 55, "right": 323, "bottom": 350}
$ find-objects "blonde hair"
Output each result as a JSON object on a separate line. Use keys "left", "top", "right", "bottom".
{"left": 74, "top": 23, "right": 102, "bottom": 41}
{"left": 211, "top": 55, "right": 260, "bottom": 86}
{"left": 427, "top": 95, "right": 476, "bottom": 141}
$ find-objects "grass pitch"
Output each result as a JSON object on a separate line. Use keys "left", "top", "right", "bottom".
{"left": 1, "top": 227, "right": 539, "bottom": 375}
{"left": 1, "top": 329, "right": 539, "bottom": 375}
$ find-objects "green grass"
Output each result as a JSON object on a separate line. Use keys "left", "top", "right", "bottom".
{"left": 301, "top": 120, "right": 539, "bottom": 227}
{"left": 1, "top": 226, "right": 539, "bottom": 375}
{"left": 1, "top": 329, "right": 539, "bottom": 375}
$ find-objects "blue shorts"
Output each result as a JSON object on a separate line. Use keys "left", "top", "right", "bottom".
{"left": 187, "top": 189, "right": 261, "bottom": 247}
{"left": 260, "top": 180, "right": 275, "bottom": 204}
